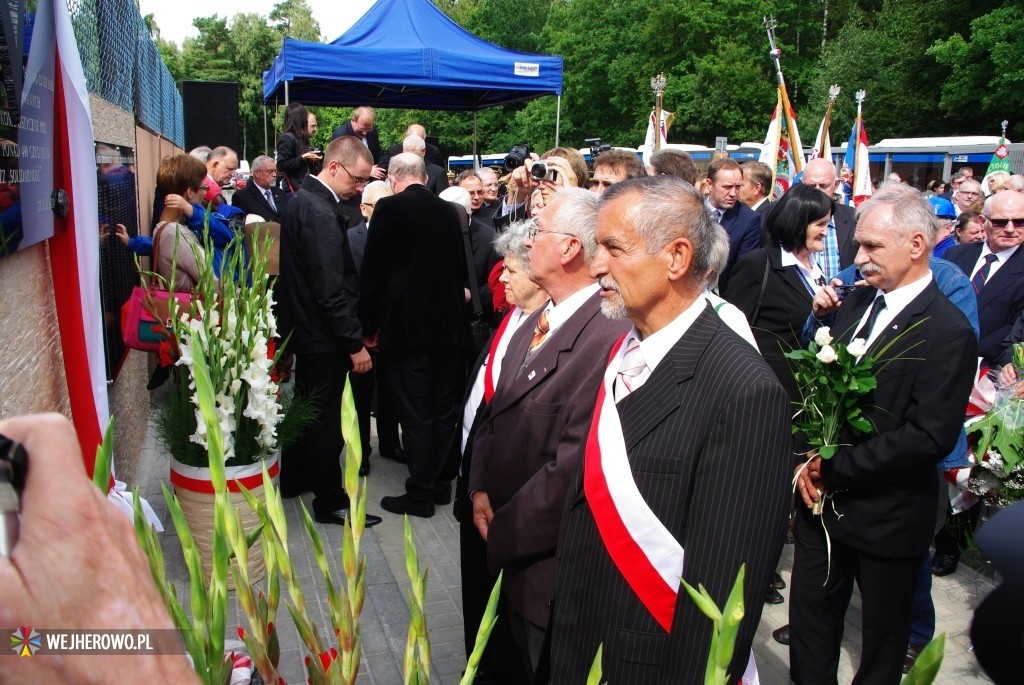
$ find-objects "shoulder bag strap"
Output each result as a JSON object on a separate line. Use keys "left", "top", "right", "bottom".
{"left": 460, "top": 216, "right": 483, "bottom": 317}
{"left": 750, "top": 248, "right": 771, "bottom": 326}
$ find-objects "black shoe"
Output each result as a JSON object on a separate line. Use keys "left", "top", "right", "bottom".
{"left": 359, "top": 456, "right": 371, "bottom": 477}
{"left": 903, "top": 642, "right": 926, "bottom": 674}
{"left": 279, "top": 485, "right": 310, "bottom": 499}
{"left": 772, "top": 571, "right": 786, "bottom": 589}
{"left": 380, "top": 493, "right": 435, "bottom": 518}
{"left": 765, "top": 586, "right": 785, "bottom": 604}
{"left": 433, "top": 483, "right": 453, "bottom": 505}
{"left": 314, "top": 508, "right": 382, "bottom": 527}
{"left": 147, "top": 364, "right": 171, "bottom": 390}
{"left": 772, "top": 625, "right": 790, "bottom": 646}
{"left": 931, "top": 552, "right": 959, "bottom": 577}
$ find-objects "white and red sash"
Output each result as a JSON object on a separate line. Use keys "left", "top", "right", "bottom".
{"left": 583, "top": 334, "right": 685, "bottom": 632}
{"left": 484, "top": 308, "right": 516, "bottom": 403}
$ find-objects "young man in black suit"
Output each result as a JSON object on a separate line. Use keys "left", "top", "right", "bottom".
{"left": 275, "top": 136, "right": 382, "bottom": 528}
{"left": 791, "top": 185, "right": 977, "bottom": 684}
{"left": 547, "top": 176, "right": 792, "bottom": 684}
{"left": 331, "top": 106, "right": 385, "bottom": 179}
{"left": 230, "top": 155, "right": 288, "bottom": 221}
{"left": 704, "top": 157, "right": 762, "bottom": 290}
{"left": 360, "top": 153, "right": 469, "bottom": 519}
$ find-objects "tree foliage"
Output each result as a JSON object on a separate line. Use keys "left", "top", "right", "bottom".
{"left": 150, "top": 0, "right": 1016, "bottom": 163}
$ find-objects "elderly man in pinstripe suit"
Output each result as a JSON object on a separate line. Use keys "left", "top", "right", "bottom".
{"left": 545, "top": 176, "right": 792, "bottom": 684}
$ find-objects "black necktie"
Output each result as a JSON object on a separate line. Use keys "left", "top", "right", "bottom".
{"left": 971, "top": 253, "right": 998, "bottom": 294}
{"left": 854, "top": 295, "right": 887, "bottom": 342}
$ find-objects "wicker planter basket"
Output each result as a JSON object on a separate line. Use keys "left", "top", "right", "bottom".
{"left": 169, "top": 454, "right": 279, "bottom": 589}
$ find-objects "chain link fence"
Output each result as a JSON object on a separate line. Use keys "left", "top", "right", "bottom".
{"left": 68, "top": 0, "right": 183, "bottom": 146}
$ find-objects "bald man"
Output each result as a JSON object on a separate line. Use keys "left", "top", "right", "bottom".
{"left": 798, "top": 158, "right": 859, "bottom": 281}
{"left": 379, "top": 123, "right": 444, "bottom": 170}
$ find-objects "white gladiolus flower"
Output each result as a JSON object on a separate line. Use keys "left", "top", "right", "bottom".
{"left": 816, "top": 345, "right": 838, "bottom": 364}
{"left": 814, "top": 327, "right": 833, "bottom": 347}
{"left": 847, "top": 338, "right": 868, "bottom": 357}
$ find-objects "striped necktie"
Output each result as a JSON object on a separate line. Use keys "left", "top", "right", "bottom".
{"left": 529, "top": 309, "right": 550, "bottom": 353}
{"left": 971, "top": 253, "right": 998, "bottom": 293}
{"left": 616, "top": 337, "right": 647, "bottom": 399}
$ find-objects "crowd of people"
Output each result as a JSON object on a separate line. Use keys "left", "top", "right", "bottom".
{"left": 3, "top": 104, "right": 1022, "bottom": 684}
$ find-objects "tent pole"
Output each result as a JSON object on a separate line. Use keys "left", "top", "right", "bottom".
{"left": 473, "top": 109, "right": 479, "bottom": 169}
{"left": 555, "top": 95, "right": 561, "bottom": 148}
{"left": 285, "top": 81, "right": 290, "bottom": 107}
{"left": 263, "top": 106, "right": 268, "bottom": 155}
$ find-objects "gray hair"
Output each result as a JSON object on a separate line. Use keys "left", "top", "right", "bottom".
{"left": 1005, "top": 175, "right": 1024, "bottom": 192}
{"left": 603, "top": 176, "right": 716, "bottom": 287}
{"left": 189, "top": 146, "right": 212, "bottom": 163}
{"left": 208, "top": 146, "right": 236, "bottom": 162}
{"left": 439, "top": 186, "right": 472, "bottom": 215}
{"left": 362, "top": 180, "right": 393, "bottom": 206}
{"left": 856, "top": 183, "right": 938, "bottom": 248}
{"left": 548, "top": 187, "right": 601, "bottom": 264}
{"left": 403, "top": 135, "right": 426, "bottom": 155}
{"left": 494, "top": 220, "right": 533, "bottom": 268}
{"left": 251, "top": 155, "right": 275, "bottom": 172}
{"left": 388, "top": 152, "right": 426, "bottom": 181}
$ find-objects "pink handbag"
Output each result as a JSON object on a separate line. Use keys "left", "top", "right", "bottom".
{"left": 121, "top": 287, "right": 190, "bottom": 351}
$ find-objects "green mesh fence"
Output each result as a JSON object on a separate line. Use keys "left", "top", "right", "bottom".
{"left": 67, "top": 0, "right": 183, "bottom": 146}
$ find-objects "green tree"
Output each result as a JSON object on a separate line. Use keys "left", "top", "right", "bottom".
{"left": 270, "top": 0, "right": 322, "bottom": 41}
{"left": 929, "top": 3, "right": 1024, "bottom": 139}
{"left": 229, "top": 14, "right": 284, "bottom": 158}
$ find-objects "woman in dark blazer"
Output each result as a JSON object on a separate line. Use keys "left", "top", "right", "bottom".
{"left": 275, "top": 102, "right": 322, "bottom": 193}
{"left": 724, "top": 183, "right": 835, "bottom": 403}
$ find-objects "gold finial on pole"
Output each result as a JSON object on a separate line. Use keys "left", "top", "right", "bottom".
{"left": 651, "top": 73, "right": 667, "bottom": 152}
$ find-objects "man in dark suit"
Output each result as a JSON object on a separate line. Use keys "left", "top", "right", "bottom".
{"left": 945, "top": 190, "right": 1024, "bottom": 366}
{"left": 331, "top": 106, "right": 385, "bottom": 179}
{"left": 402, "top": 134, "right": 449, "bottom": 195}
{"left": 705, "top": 157, "right": 761, "bottom": 291}
{"left": 546, "top": 177, "right": 792, "bottom": 684}
{"left": 440, "top": 186, "right": 497, "bottom": 334}
{"left": 456, "top": 170, "right": 496, "bottom": 230}
{"left": 360, "top": 153, "right": 469, "bottom": 519}
{"left": 932, "top": 189, "right": 1024, "bottom": 577}
{"left": 791, "top": 185, "right": 977, "bottom": 684}
{"left": 469, "top": 188, "right": 631, "bottom": 678}
{"left": 740, "top": 160, "right": 773, "bottom": 215}
{"left": 230, "top": 155, "right": 287, "bottom": 221}
{"left": 801, "top": 158, "right": 859, "bottom": 281}
{"left": 378, "top": 123, "right": 443, "bottom": 170}
{"left": 275, "top": 136, "right": 382, "bottom": 528}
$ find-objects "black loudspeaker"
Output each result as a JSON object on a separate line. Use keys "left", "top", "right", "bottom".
{"left": 182, "top": 81, "right": 240, "bottom": 154}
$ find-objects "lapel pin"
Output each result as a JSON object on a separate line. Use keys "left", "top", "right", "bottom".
{"left": 528, "top": 370, "right": 537, "bottom": 381}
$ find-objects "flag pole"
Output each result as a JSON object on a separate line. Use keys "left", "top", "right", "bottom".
{"left": 651, "top": 73, "right": 666, "bottom": 152}
{"left": 764, "top": 15, "right": 803, "bottom": 172}
{"left": 819, "top": 84, "right": 841, "bottom": 161}
{"left": 854, "top": 89, "right": 865, "bottom": 190}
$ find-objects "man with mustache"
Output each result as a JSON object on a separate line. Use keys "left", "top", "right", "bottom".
{"left": 790, "top": 185, "right": 977, "bottom": 684}
{"left": 468, "top": 187, "right": 629, "bottom": 678}
{"left": 545, "top": 176, "right": 791, "bottom": 683}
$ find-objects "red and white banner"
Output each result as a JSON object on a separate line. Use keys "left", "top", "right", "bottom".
{"left": 584, "top": 334, "right": 685, "bottom": 632}
{"left": 45, "top": 0, "right": 109, "bottom": 473}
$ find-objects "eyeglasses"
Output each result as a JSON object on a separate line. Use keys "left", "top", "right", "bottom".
{"left": 527, "top": 224, "right": 575, "bottom": 241}
{"left": 339, "top": 163, "right": 369, "bottom": 185}
{"left": 987, "top": 217, "right": 1024, "bottom": 229}
{"left": 959, "top": 191, "right": 981, "bottom": 198}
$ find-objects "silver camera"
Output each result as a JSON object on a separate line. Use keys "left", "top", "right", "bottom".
{"left": 530, "top": 160, "right": 558, "bottom": 182}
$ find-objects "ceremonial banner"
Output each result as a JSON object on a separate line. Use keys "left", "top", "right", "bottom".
{"left": 980, "top": 127, "right": 1012, "bottom": 194}
{"left": 848, "top": 118, "right": 872, "bottom": 206}
{"left": 758, "top": 92, "right": 797, "bottom": 199}
{"left": 809, "top": 115, "right": 831, "bottom": 162}
{"left": 641, "top": 109, "right": 674, "bottom": 165}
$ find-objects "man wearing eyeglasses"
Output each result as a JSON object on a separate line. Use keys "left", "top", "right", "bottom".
{"left": 953, "top": 179, "right": 983, "bottom": 216}
{"left": 230, "top": 155, "right": 288, "bottom": 222}
{"left": 468, "top": 188, "right": 630, "bottom": 679}
{"left": 331, "top": 106, "right": 386, "bottom": 180}
{"left": 277, "top": 136, "right": 383, "bottom": 529}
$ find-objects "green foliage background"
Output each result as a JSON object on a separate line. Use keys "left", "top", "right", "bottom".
{"left": 146, "top": 0, "right": 1020, "bottom": 162}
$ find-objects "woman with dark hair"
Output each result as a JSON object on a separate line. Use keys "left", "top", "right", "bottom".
{"left": 926, "top": 179, "right": 946, "bottom": 197}
{"left": 724, "top": 183, "right": 834, "bottom": 402}
{"left": 276, "top": 102, "right": 322, "bottom": 193}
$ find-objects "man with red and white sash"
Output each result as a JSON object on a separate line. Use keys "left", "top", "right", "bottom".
{"left": 546, "top": 176, "right": 792, "bottom": 684}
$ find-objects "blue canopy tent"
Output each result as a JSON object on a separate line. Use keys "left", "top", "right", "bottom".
{"left": 262, "top": 0, "right": 564, "bottom": 151}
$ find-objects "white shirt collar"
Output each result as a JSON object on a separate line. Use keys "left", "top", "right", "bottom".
{"left": 859, "top": 271, "right": 933, "bottom": 348}
{"left": 979, "top": 242, "right": 1019, "bottom": 262}
{"left": 630, "top": 296, "right": 708, "bottom": 375}
{"left": 779, "top": 249, "right": 825, "bottom": 293}
{"left": 545, "top": 283, "right": 600, "bottom": 333}
{"left": 309, "top": 174, "right": 340, "bottom": 203}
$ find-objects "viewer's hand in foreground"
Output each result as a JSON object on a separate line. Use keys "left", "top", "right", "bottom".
{"left": 349, "top": 347, "right": 372, "bottom": 374}
{"left": 471, "top": 491, "right": 494, "bottom": 541}
{"left": 0, "top": 413, "right": 198, "bottom": 684}
{"left": 812, "top": 279, "right": 844, "bottom": 318}
{"left": 795, "top": 453, "right": 823, "bottom": 509}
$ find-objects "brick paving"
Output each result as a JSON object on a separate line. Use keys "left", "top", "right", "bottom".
{"left": 136, "top": 414, "right": 997, "bottom": 684}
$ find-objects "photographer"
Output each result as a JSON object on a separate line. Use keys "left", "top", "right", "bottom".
{"left": 500, "top": 146, "right": 587, "bottom": 221}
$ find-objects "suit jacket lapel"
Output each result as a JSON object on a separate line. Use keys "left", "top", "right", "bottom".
{"left": 979, "top": 246, "right": 1024, "bottom": 303}
{"left": 614, "top": 308, "right": 720, "bottom": 451}
{"left": 768, "top": 246, "right": 814, "bottom": 306}
{"left": 488, "top": 294, "right": 602, "bottom": 415}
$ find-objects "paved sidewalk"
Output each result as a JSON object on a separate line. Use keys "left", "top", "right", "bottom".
{"left": 136, "top": 415, "right": 997, "bottom": 684}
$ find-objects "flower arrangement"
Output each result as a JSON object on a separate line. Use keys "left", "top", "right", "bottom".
{"left": 155, "top": 232, "right": 312, "bottom": 467}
